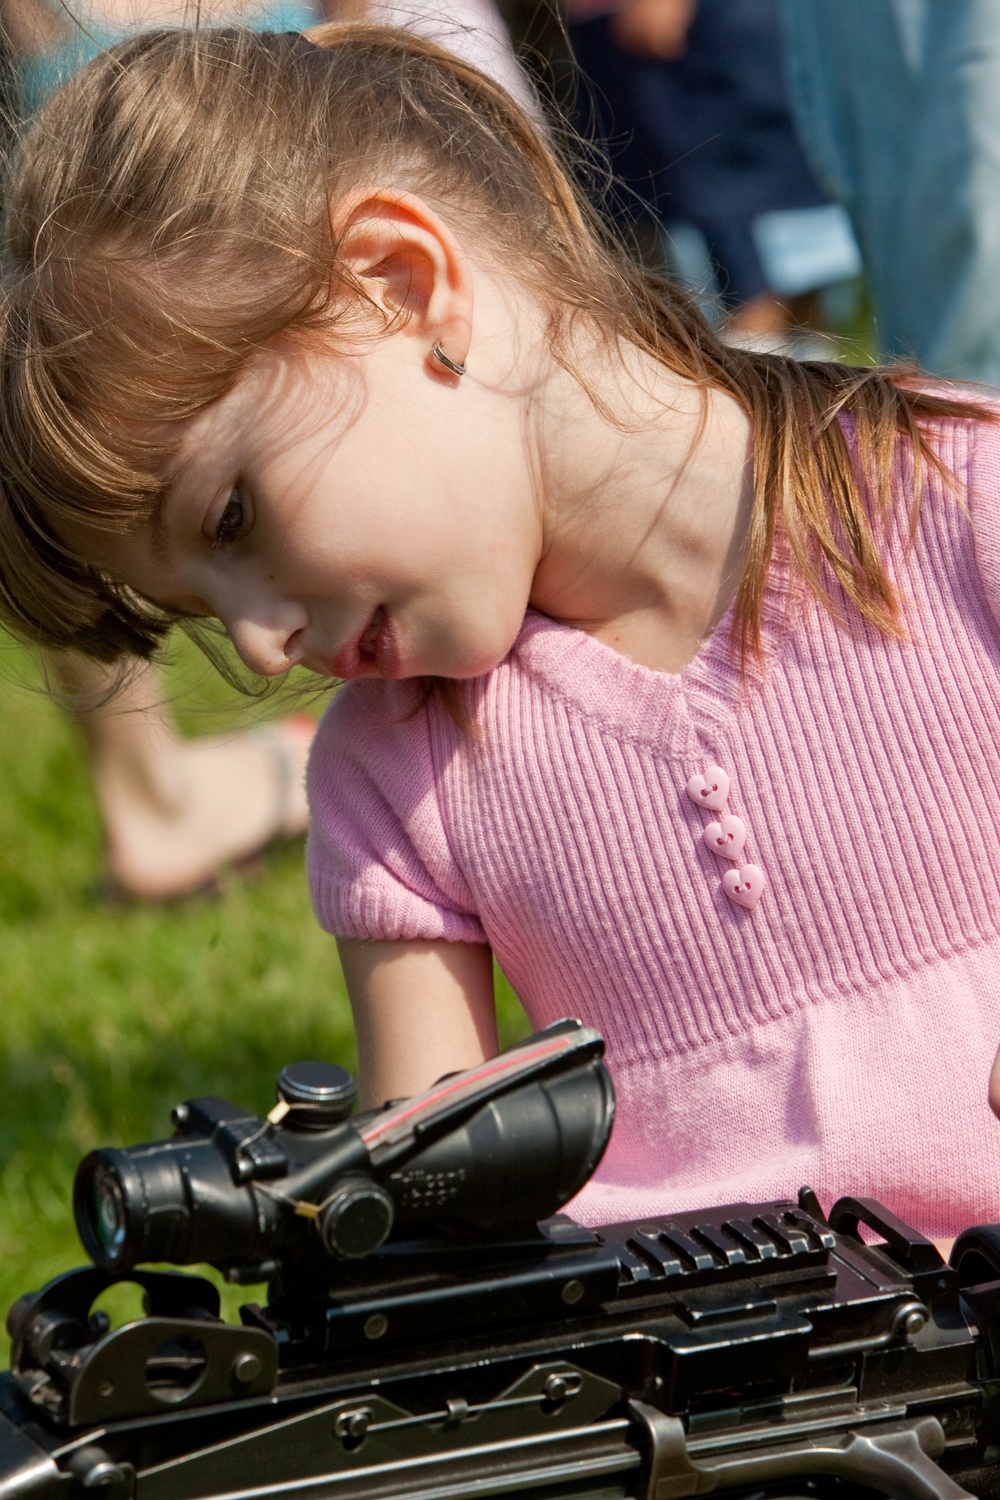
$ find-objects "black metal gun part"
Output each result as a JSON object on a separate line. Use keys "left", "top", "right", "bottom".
{"left": 4, "top": 1022, "right": 1000, "bottom": 1500}
{"left": 71, "top": 1018, "right": 614, "bottom": 1280}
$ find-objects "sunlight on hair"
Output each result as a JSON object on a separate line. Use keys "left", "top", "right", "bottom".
{"left": 0, "top": 21, "right": 992, "bottom": 679}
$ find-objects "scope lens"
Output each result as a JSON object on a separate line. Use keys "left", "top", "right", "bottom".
{"left": 92, "top": 1165, "right": 128, "bottom": 1259}
{"left": 77, "top": 1141, "right": 216, "bottom": 1271}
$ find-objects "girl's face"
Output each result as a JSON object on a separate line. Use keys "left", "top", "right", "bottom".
{"left": 71, "top": 192, "right": 547, "bottom": 682}
{"left": 80, "top": 327, "right": 544, "bottom": 683}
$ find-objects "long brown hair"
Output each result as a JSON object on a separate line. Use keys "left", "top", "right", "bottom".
{"left": 0, "top": 22, "right": 987, "bottom": 666}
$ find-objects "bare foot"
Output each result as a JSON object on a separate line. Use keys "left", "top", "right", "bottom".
{"left": 96, "top": 715, "right": 315, "bottom": 901}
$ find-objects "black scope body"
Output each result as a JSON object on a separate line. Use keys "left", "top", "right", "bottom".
{"left": 73, "top": 1020, "right": 614, "bottom": 1277}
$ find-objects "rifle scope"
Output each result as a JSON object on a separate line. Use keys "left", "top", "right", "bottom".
{"left": 74, "top": 1019, "right": 614, "bottom": 1275}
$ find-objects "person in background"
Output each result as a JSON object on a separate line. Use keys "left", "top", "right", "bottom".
{"left": 2, "top": 0, "right": 530, "bottom": 112}
{"left": 0, "top": 0, "right": 528, "bottom": 900}
{"left": 781, "top": 0, "right": 1000, "bottom": 382}
{"left": 0, "top": 0, "right": 320, "bottom": 900}
{"left": 567, "top": 0, "right": 860, "bottom": 352}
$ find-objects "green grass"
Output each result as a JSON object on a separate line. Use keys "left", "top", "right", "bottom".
{"left": 0, "top": 634, "right": 528, "bottom": 1337}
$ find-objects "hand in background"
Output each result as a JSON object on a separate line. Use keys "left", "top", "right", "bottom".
{"left": 611, "top": 0, "right": 696, "bottom": 60}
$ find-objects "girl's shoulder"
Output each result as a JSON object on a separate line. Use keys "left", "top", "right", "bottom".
{"left": 925, "top": 384, "right": 1000, "bottom": 631}
{"left": 310, "top": 678, "right": 438, "bottom": 791}
{"left": 306, "top": 677, "right": 487, "bottom": 947}
{"left": 960, "top": 385, "right": 1000, "bottom": 466}
{"left": 876, "top": 379, "right": 1000, "bottom": 525}
{"left": 923, "top": 380, "right": 1000, "bottom": 493}
{"left": 907, "top": 380, "right": 1000, "bottom": 495}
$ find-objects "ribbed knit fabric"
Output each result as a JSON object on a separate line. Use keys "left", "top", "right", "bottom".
{"left": 309, "top": 410, "right": 1000, "bottom": 1238}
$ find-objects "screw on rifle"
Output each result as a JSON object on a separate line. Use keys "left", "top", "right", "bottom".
{"left": 560, "top": 1279, "right": 585, "bottom": 1306}
{"left": 68, "top": 1446, "right": 131, "bottom": 1495}
{"left": 98, "top": 1382, "right": 114, "bottom": 1399}
{"left": 363, "top": 1313, "right": 388, "bottom": 1340}
{"left": 544, "top": 1372, "right": 584, "bottom": 1404}
{"left": 891, "top": 1301, "right": 929, "bottom": 1339}
{"left": 442, "top": 1397, "right": 469, "bottom": 1427}
{"left": 335, "top": 1408, "right": 372, "bottom": 1443}
{"left": 231, "top": 1353, "right": 262, "bottom": 1386}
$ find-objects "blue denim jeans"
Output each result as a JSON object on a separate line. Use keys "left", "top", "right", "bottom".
{"left": 781, "top": 0, "right": 1000, "bottom": 380}
{"left": 573, "top": 0, "right": 831, "bottom": 308}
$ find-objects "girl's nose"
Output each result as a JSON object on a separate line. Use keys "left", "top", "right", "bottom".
{"left": 223, "top": 612, "right": 306, "bottom": 678}
{"left": 209, "top": 572, "right": 309, "bottom": 677}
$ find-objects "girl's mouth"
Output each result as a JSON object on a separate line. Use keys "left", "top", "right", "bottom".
{"left": 332, "top": 607, "right": 401, "bottom": 679}
{"left": 358, "top": 607, "right": 384, "bottom": 663}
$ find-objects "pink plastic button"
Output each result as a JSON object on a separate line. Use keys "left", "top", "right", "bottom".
{"left": 703, "top": 815, "right": 747, "bottom": 863}
{"left": 722, "top": 865, "right": 765, "bottom": 911}
{"left": 685, "top": 765, "right": 730, "bottom": 812}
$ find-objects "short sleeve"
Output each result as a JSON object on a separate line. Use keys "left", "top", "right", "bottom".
{"left": 306, "top": 681, "right": 487, "bottom": 945}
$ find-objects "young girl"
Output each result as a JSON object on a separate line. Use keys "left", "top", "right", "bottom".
{"left": 3, "top": 23, "right": 1000, "bottom": 1241}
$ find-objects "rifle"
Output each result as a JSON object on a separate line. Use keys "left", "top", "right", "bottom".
{"left": 3, "top": 1018, "right": 1000, "bottom": 1500}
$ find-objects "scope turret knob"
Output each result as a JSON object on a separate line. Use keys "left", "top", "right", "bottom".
{"left": 276, "top": 1062, "right": 357, "bottom": 1128}
{"left": 318, "top": 1177, "right": 394, "bottom": 1258}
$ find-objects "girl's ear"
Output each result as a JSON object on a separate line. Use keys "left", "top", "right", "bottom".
{"left": 331, "top": 190, "right": 473, "bottom": 376}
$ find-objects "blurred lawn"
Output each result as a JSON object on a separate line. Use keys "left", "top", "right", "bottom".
{"left": 0, "top": 633, "right": 528, "bottom": 1338}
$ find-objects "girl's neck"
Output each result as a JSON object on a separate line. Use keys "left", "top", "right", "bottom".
{"left": 527, "top": 337, "right": 754, "bottom": 676}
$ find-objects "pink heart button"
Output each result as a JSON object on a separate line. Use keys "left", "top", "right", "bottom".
{"left": 722, "top": 864, "right": 765, "bottom": 911}
{"left": 686, "top": 765, "right": 730, "bottom": 812}
{"left": 704, "top": 815, "right": 747, "bottom": 863}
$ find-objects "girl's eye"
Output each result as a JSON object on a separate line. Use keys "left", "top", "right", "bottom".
{"left": 214, "top": 490, "right": 246, "bottom": 547}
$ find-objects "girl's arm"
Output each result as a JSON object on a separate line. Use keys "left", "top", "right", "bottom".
{"left": 337, "top": 937, "right": 498, "bottom": 1109}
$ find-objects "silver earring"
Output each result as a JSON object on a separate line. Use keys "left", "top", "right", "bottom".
{"left": 431, "top": 342, "right": 467, "bottom": 377}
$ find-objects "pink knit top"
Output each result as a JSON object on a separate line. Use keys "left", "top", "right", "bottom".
{"left": 308, "top": 410, "right": 1000, "bottom": 1239}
